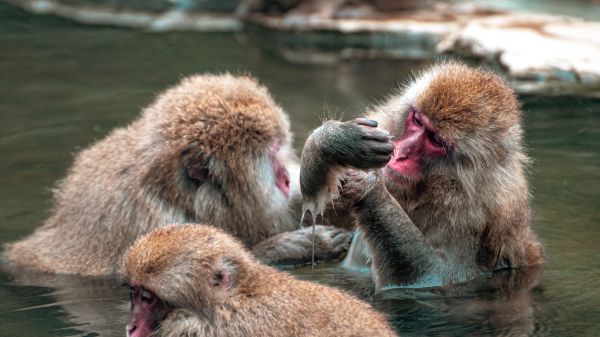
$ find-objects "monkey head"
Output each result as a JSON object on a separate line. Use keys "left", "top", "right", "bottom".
{"left": 374, "top": 63, "right": 523, "bottom": 195}
{"left": 140, "top": 74, "right": 294, "bottom": 242}
{"left": 121, "top": 224, "right": 255, "bottom": 337}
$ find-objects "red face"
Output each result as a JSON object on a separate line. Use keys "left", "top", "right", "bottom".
{"left": 384, "top": 107, "right": 448, "bottom": 185}
{"left": 269, "top": 143, "right": 290, "bottom": 198}
{"left": 126, "top": 284, "right": 171, "bottom": 337}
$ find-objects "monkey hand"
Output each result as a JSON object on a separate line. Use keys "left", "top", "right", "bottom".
{"left": 318, "top": 118, "right": 394, "bottom": 170}
{"left": 336, "top": 169, "right": 383, "bottom": 212}
{"left": 301, "top": 118, "right": 392, "bottom": 203}
{"left": 252, "top": 225, "right": 353, "bottom": 265}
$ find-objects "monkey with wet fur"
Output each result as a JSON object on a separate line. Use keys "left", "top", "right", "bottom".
{"left": 121, "top": 224, "right": 398, "bottom": 337}
{"left": 301, "top": 62, "right": 544, "bottom": 290}
{"left": 5, "top": 74, "right": 351, "bottom": 276}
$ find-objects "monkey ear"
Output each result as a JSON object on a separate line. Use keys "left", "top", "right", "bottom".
{"left": 210, "top": 257, "right": 236, "bottom": 291}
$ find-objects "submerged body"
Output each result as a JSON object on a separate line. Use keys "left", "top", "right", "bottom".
{"left": 301, "top": 62, "right": 544, "bottom": 289}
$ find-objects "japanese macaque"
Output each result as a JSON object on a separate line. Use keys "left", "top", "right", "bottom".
{"left": 4, "top": 74, "right": 351, "bottom": 276}
{"left": 301, "top": 62, "right": 544, "bottom": 290}
{"left": 121, "top": 224, "right": 398, "bottom": 337}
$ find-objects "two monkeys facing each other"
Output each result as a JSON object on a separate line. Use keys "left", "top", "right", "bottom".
{"left": 4, "top": 62, "right": 544, "bottom": 337}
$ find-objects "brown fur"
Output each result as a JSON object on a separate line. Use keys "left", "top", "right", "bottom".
{"left": 121, "top": 224, "right": 398, "bottom": 337}
{"left": 4, "top": 74, "right": 350, "bottom": 276}
{"left": 367, "top": 62, "right": 544, "bottom": 283}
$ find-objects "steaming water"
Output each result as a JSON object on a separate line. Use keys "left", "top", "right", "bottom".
{"left": 1, "top": 3, "right": 600, "bottom": 337}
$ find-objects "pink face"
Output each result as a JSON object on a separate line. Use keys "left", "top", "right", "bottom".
{"left": 384, "top": 107, "right": 448, "bottom": 185}
{"left": 126, "top": 284, "right": 170, "bottom": 337}
{"left": 269, "top": 143, "right": 290, "bottom": 198}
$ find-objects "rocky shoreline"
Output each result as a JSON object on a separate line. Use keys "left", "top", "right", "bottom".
{"left": 7, "top": 0, "right": 600, "bottom": 93}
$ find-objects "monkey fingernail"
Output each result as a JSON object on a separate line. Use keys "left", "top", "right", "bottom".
{"left": 364, "top": 118, "right": 379, "bottom": 128}
{"left": 364, "top": 119, "right": 378, "bottom": 127}
{"left": 355, "top": 118, "right": 378, "bottom": 127}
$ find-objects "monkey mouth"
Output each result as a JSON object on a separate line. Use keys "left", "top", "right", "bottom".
{"left": 383, "top": 166, "right": 414, "bottom": 187}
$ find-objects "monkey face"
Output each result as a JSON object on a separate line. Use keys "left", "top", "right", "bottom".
{"left": 384, "top": 106, "right": 449, "bottom": 186}
{"left": 380, "top": 62, "right": 521, "bottom": 191}
{"left": 121, "top": 225, "right": 250, "bottom": 337}
{"left": 125, "top": 284, "right": 171, "bottom": 337}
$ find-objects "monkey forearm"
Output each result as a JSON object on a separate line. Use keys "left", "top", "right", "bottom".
{"left": 354, "top": 188, "right": 441, "bottom": 289}
{"left": 252, "top": 225, "right": 352, "bottom": 265}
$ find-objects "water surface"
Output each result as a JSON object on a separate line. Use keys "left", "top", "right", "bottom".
{"left": 1, "top": 3, "right": 599, "bottom": 337}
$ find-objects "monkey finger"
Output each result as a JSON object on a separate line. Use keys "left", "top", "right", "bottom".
{"left": 365, "top": 154, "right": 393, "bottom": 167}
{"left": 331, "top": 230, "right": 353, "bottom": 245}
{"left": 360, "top": 128, "right": 391, "bottom": 142}
{"left": 353, "top": 118, "right": 378, "bottom": 127}
{"left": 365, "top": 140, "right": 394, "bottom": 155}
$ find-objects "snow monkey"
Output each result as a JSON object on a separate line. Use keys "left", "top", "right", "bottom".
{"left": 4, "top": 74, "right": 351, "bottom": 276}
{"left": 300, "top": 62, "right": 544, "bottom": 290}
{"left": 121, "top": 224, "right": 398, "bottom": 337}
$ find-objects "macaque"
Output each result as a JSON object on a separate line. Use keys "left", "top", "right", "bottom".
{"left": 121, "top": 224, "right": 398, "bottom": 337}
{"left": 301, "top": 62, "right": 544, "bottom": 290}
{"left": 4, "top": 74, "right": 351, "bottom": 276}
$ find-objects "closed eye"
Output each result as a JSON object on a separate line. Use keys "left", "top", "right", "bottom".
{"left": 141, "top": 289, "right": 154, "bottom": 303}
{"left": 430, "top": 133, "right": 445, "bottom": 148}
{"left": 413, "top": 113, "right": 423, "bottom": 127}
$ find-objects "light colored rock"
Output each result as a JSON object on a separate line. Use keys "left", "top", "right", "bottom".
{"left": 8, "top": 0, "right": 600, "bottom": 90}
{"left": 437, "top": 13, "right": 600, "bottom": 86}
{"left": 150, "top": 9, "right": 242, "bottom": 32}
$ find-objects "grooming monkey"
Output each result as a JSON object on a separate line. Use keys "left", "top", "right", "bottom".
{"left": 121, "top": 224, "right": 398, "bottom": 337}
{"left": 301, "top": 62, "right": 544, "bottom": 290}
{"left": 5, "top": 74, "right": 351, "bottom": 276}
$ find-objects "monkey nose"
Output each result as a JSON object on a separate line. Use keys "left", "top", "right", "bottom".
{"left": 393, "top": 147, "right": 409, "bottom": 161}
{"left": 126, "top": 323, "right": 136, "bottom": 337}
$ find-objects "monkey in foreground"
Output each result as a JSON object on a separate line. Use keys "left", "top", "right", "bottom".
{"left": 4, "top": 74, "right": 351, "bottom": 276}
{"left": 121, "top": 224, "right": 398, "bottom": 337}
{"left": 301, "top": 62, "right": 544, "bottom": 290}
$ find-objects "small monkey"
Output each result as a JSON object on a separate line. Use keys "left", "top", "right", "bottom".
{"left": 121, "top": 224, "right": 398, "bottom": 337}
{"left": 5, "top": 74, "right": 351, "bottom": 276}
{"left": 301, "top": 62, "right": 544, "bottom": 290}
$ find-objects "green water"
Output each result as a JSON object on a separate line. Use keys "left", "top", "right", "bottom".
{"left": 1, "top": 3, "right": 599, "bottom": 336}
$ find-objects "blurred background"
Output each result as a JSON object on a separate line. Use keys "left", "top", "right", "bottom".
{"left": 0, "top": 1, "right": 599, "bottom": 336}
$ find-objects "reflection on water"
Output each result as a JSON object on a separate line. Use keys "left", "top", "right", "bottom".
{"left": 0, "top": 3, "right": 599, "bottom": 337}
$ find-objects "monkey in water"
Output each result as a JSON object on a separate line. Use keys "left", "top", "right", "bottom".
{"left": 4, "top": 74, "right": 351, "bottom": 276}
{"left": 300, "top": 62, "right": 544, "bottom": 290}
{"left": 121, "top": 224, "right": 398, "bottom": 337}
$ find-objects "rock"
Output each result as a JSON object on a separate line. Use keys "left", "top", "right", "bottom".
{"left": 8, "top": 0, "right": 600, "bottom": 91}
{"left": 437, "top": 12, "right": 600, "bottom": 88}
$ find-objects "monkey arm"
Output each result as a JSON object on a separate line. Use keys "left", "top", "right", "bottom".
{"left": 251, "top": 225, "right": 353, "bottom": 265}
{"left": 353, "top": 184, "right": 443, "bottom": 290}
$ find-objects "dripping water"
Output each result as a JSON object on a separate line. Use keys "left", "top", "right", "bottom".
{"left": 301, "top": 202, "right": 318, "bottom": 271}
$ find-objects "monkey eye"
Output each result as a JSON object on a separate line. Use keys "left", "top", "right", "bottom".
{"left": 430, "top": 133, "right": 445, "bottom": 148}
{"left": 140, "top": 289, "right": 154, "bottom": 303}
{"left": 413, "top": 112, "right": 423, "bottom": 128}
